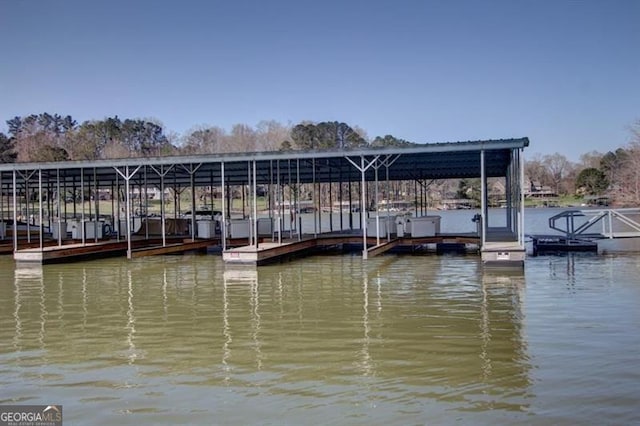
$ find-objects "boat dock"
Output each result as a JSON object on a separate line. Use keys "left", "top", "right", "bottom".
{"left": 0, "top": 138, "right": 530, "bottom": 267}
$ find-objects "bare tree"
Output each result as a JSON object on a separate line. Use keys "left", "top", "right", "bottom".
{"left": 544, "top": 153, "right": 573, "bottom": 195}
{"left": 101, "top": 140, "right": 131, "bottom": 159}
{"left": 579, "top": 150, "right": 604, "bottom": 169}
{"left": 524, "top": 154, "right": 551, "bottom": 189}
{"left": 181, "top": 126, "right": 227, "bottom": 154}
{"left": 228, "top": 124, "right": 257, "bottom": 153}
{"left": 612, "top": 121, "right": 640, "bottom": 206}
{"left": 255, "top": 120, "right": 291, "bottom": 151}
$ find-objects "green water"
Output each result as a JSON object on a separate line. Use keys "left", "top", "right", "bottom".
{"left": 1, "top": 253, "right": 638, "bottom": 425}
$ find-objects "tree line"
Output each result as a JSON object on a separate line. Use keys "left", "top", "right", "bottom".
{"left": 525, "top": 135, "right": 640, "bottom": 206}
{"left": 1, "top": 113, "right": 639, "bottom": 206}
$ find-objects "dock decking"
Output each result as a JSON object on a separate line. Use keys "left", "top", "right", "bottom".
{"left": 130, "top": 238, "right": 218, "bottom": 258}
{"left": 12, "top": 237, "right": 220, "bottom": 264}
{"left": 6, "top": 230, "right": 488, "bottom": 265}
{"left": 223, "top": 233, "right": 482, "bottom": 265}
{"left": 14, "top": 240, "right": 131, "bottom": 263}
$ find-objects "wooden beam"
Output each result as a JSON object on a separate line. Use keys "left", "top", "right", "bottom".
{"left": 367, "top": 239, "right": 401, "bottom": 258}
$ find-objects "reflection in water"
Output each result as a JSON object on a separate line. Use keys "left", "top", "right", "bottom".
{"left": 162, "top": 268, "right": 168, "bottom": 321}
{"left": 81, "top": 268, "right": 88, "bottom": 331}
{"left": 221, "top": 272, "right": 232, "bottom": 383}
{"left": 3, "top": 254, "right": 637, "bottom": 424}
{"left": 13, "top": 264, "right": 44, "bottom": 353}
{"left": 222, "top": 267, "right": 262, "bottom": 379}
{"left": 357, "top": 273, "right": 372, "bottom": 377}
{"left": 4, "top": 257, "right": 531, "bottom": 413}
{"left": 56, "top": 271, "right": 64, "bottom": 336}
{"left": 13, "top": 268, "right": 23, "bottom": 351}
{"left": 38, "top": 271, "right": 46, "bottom": 351}
{"left": 479, "top": 278, "right": 492, "bottom": 382}
{"left": 250, "top": 270, "right": 262, "bottom": 371}
{"left": 480, "top": 270, "right": 526, "bottom": 388}
{"left": 126, "top": 270, "right": 137, "bottom": 365}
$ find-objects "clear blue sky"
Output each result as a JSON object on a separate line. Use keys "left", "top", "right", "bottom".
{"left": 1, "top": 0, "right": 638, "bottom": 160}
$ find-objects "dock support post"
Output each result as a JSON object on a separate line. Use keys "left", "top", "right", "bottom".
{"left": 190, "top": 167, "right": 196, "bottom": 240}
{"left": 519, "top": 148, "right": 525, "bottom": 246}
{"left": 26, "top": 172, "right": 32, "bottom": 244}
{"left": 56, "top": 169, "right": 62, "bottom": 246}
{"left": 253, "top": 159, "right": 258, "bottom": 248}
{"left": 348, "top": 180, "right": 353, "bottom": 230}
{"left": 313, "top": 158, "right": 317, "bottom": 238}
{"left": 374, "top": 161, "right": 380, "bottom": 246}
{"left": 125, "top": 170, "right": 131, "bottom": 257}
{"left": 38, "top": 169, "right": 43, "bottom": 249}
{"left": 276, "top": 160, "right": 282, "bottom": 245}
{"left": 221, "top": 162, "right": 227, "bottom": 251}
{"left": 361, "top": 157, "right": 367, "bottom": 259}
{"left": 160, "top": 169, "right": 165, "bottom": 246}
{"left": 150, "top": 165, "right": 174, "bottom": 247}
{"left": 114, "top": 165, "right": 142, "bottom": 259}
{"left": 296, "top": 159, "right": 301, "bottom": 241}
{"left": 81, "top": 168, "right": 86, "bottom": 245}
{"left": 480, "top": 150, "right": 486, "bottom": 247}
{"left": 12, "top": 170, "right": 17, "bottom": 252}
{"left": 143, "top": 167, "right": 149, "bottom": 241}
{"left": 345, "top": 154, "right": 380, "bottom": 260}
{"left": 178, "top": 163, "right": 202, "bottom": 242}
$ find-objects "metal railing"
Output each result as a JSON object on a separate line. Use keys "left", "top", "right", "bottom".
{"left": 549, "top": 208, "right": 640, "bottom": 240}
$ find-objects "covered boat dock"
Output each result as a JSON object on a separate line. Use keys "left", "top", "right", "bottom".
{"left": 0, "top": 138, "right": 529, "bottom": 267}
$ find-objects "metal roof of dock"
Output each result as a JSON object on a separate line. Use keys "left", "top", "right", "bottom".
{"left": 0, "top": 137, "right": 529, "bottom": 187}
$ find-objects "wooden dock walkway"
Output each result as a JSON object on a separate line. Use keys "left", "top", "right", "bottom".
{"left": 130, "top": 238, "right": 218, "bottom": 258}
{"left": 14, "top": 240, "right": 131, "bottom": 263}
{"left": 12, "top": 237, "right": 220, "bottom": 264}
{"left": 7, "top": 230, "right": 482, "bottom": 265}
{"left": 223, "top": 234, "right": 481, "bottom": 265}
{"left": 367, "top": 239, "right": 401, "bottom": 258}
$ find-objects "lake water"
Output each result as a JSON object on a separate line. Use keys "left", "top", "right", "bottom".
{"left": 1, "top": 208, "right": 639, "bottom": 425}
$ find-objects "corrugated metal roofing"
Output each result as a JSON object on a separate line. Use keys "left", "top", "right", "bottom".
{"left": 0, "top": 138, "right": 529, "bottom": 188}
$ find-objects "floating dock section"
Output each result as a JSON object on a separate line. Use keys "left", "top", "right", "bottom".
{"left": 223, "top": 233, "right": 482, "bottom": 265}
{"left": 13, "top": 237, "right": 220, "bottom": 264}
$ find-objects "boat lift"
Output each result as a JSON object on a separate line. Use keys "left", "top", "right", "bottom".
{"left": 549, "top": 208, "right": 640, "bottom": 240}
{"left": 532, "top": 208, "right": 640, "bottom": 255}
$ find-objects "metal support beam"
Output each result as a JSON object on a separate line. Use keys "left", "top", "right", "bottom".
{"left": 519, "top": 148, "right": 525, "bottom": 246}
{"left": 114, "top": 165, "right": 142, "bottom": 259}
{"left": 56, "top": 169, "right": 62, "bottom": 246}
{"left": 345, "top": 154, "right": 380, "bottom": 260}
{"left": 38, "top": 169, "right": 43, "bottom": 249}
{"left": 150, "top": 164, "right": 174, "bottom": 247}
{"left": 480, "top": 150, "right": 486, "bottom": 246}
{"left": 179, "top": 163, "right": 202, "bottom": 241}
{"left": 221, "top": 162, "right": 227, "bottom": 251}
{"left": 80, "top": 168, "right": 86, "bottom": 245}
{"left": 253, "top": 160, "right": 258, "bottom": 248}
{"left": 12, "top": 171, "right": 17, "bottom": 251}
